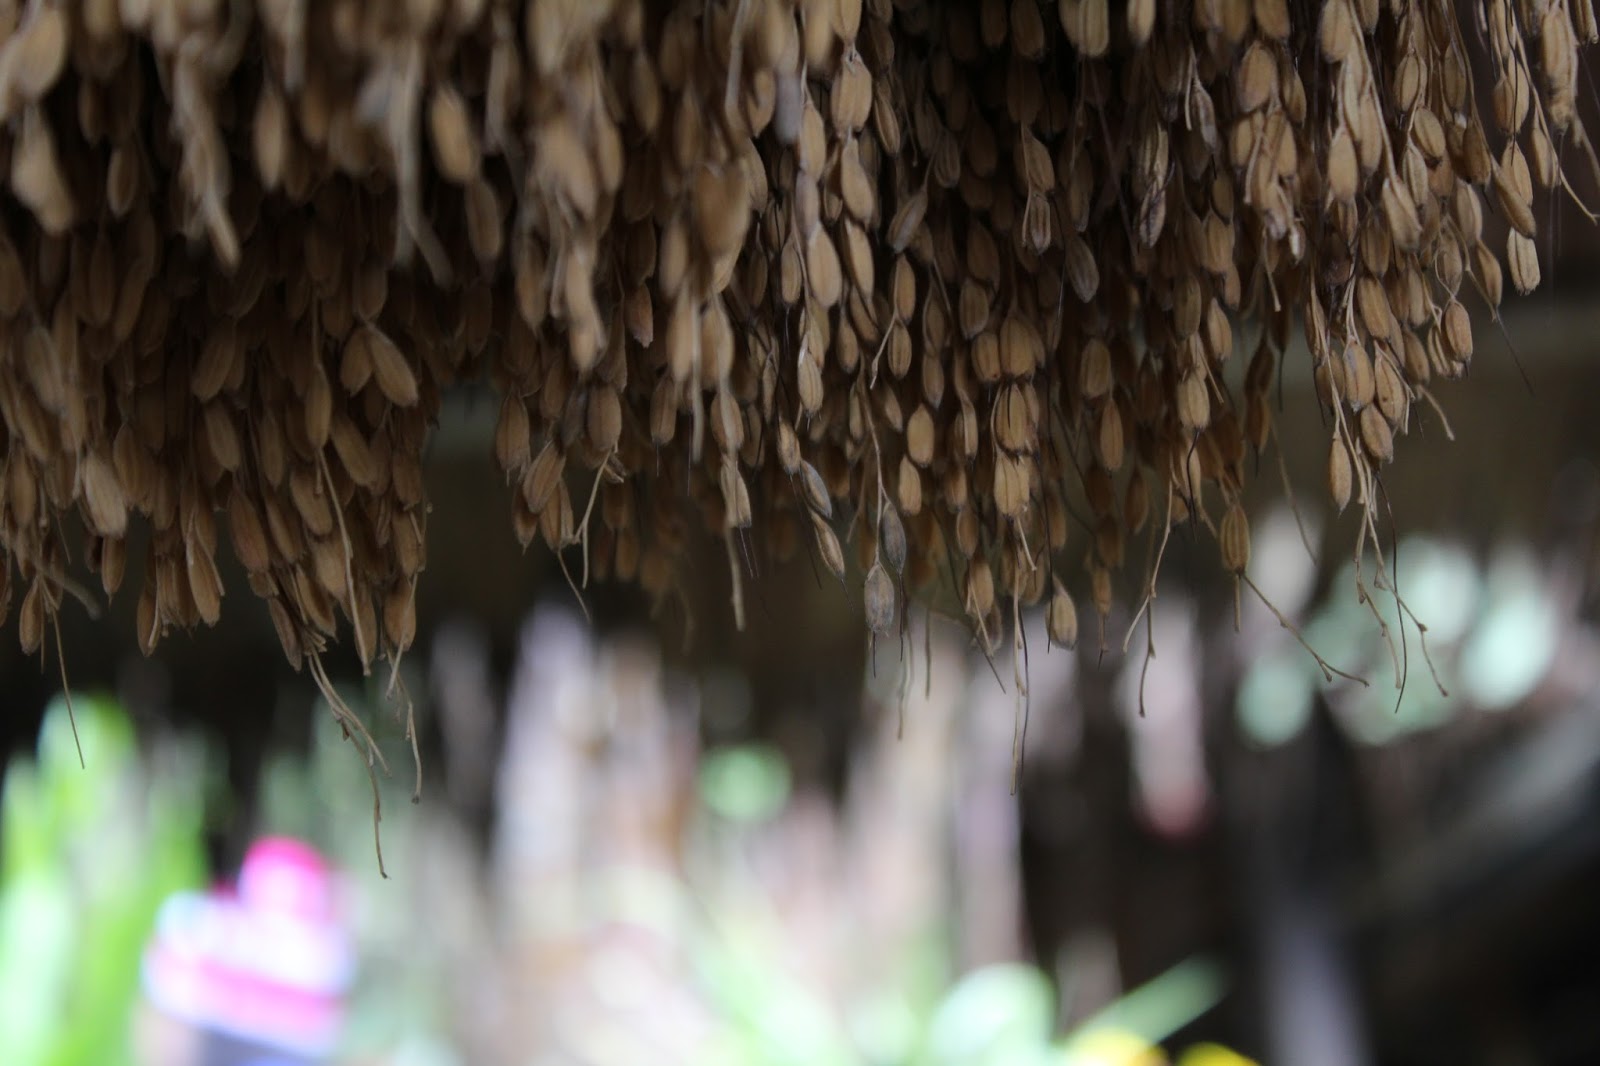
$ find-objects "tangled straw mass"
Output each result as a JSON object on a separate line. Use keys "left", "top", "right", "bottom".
{"left": 0, "top": 0, "right": 1589, "bottom": 699}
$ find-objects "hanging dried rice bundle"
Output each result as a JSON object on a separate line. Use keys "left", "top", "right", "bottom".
{"left": 0, "top": 0, "right": 1588, "bottom": 677}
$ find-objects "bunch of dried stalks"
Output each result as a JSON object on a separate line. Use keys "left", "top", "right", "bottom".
{"left": 0, "top": 0, "right": 1588, "bottom": 706}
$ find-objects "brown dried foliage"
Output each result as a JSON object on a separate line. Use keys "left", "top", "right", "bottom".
{"left": 0, "top": 0, "right": 1586, "bottom": 720}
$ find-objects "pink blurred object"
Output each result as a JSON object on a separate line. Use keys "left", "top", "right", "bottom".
{"left": 141, "top": 837, "right": 355, "bottom": 1060}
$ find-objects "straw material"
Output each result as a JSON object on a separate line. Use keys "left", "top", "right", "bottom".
{"left": 0, "top": 0, "right": 1588, "bottom": 674}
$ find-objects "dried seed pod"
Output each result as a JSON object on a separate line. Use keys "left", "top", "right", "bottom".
{"left": 98, "top": 535, "right": 126, "bottom": 598}
{"left": 840, "top": 142, "right": 875, "bottom": 221}
{"left": 995, "top": 385, "right": 1031, "bottom": 452}
{"left": 1061, "top": 0, "right": 1111, "bottom": 56}
{"left": 999, "top": 315, "right": 1043, "bottom": 377}
{"left": 830, "top": 50, "right": 873, "bottom": 133}
{"left": 841, "top": 220, "right": 874, "bottom": 295}
{"left": 384, "top": 582, "right": 417, "bottom": 653}
{"left": 1236, "top": 44, "right": 1277, "bottom": 112}
{"left": 995, "top": 451, "right": 1033, "bottom": 518}
{"left": 864, "top": 562, "right": 895, "bottom": 633}
{"left": 1176, "top": 372, "right": 1211, "bottom": 431}
{"left": 1127, "top": 0, "right": 1155, "bottom": 42}
{"left": 897, "top": 454, "right": 924, "bottom": 516}
{"left": 777, "top": 420, "right": 801, "bottom": 475}
{"left": 1079, "top": 339, "right": 1112, "bottom": 399}
{"left": 1047, "top": 578, "right": 1078, "bottom": 648}
{"left": 1123, "top": 467, "right": 1151, "bottom": 533}
{"left": 13, "top": 106, "right": 74, "bottom": 233}
{"left": 806, "top": 228, "right": 843, "bottom": 307}
{"left": 11, "top": 9, "right": 68, "bottom": 101}
{"left": 888, "top": 186, "right": 927, "bottom": 252}
{"left": 720, "top": 458, "right": 753, "bottom": 528}
{"left": 305, "top": 363, "right": 333, "bottom": 450}
{"left": 192, "top": 324, "right": 238, "bottom": 402}
{"left": 1219, "top": 502, "right": 1250, "bottom": 573}
{"left": 798, "top": 459, "right": 832, "bottom": 518}
{"left": 524, "top": 444, "right": 566, "bottom": 514}
{"left": 1063, "top": 233, "right": 1099, "bottom": 301}
{"left": 1343, "top": 341, "right": 1375, "bottom": 409}
{"left": 959, "top": 279, "right": 992, "bottom": 338}
{"left": 81, "top": 452, "right": 127, "bottom": 538}
{"left": 797, "top": 343, "right": 825, "bottom": 415}
{"left": 465, "top": 177, "right": 504, "bottom": 265}
{"left": 20, "top": 324, "right": 62, "bottom": 412}
{"left": 1358, "top": 404, "right": 1394, "bottom": 463}
{"left": 813, "top": 511, "right": 846, "bottom": 582}
{"left": 361, "top": 325, "right": 419, "bottom": 407}
{"left": 188, "top": 549, "right": 223, "bottom": 626}
{"left": 878, "top": 504, "right": 907, "bottom": 575}
{"left": 18, "top": 579, "right": 44, "bottom": 656}
{"left": 695, "top": 162, "right": 752, "bottom": 258}
{"left": 228, "top": 491, "right": 271, "bottom": 574}
{"left": 587, "top": 385, "right": 624, "bottom": 453}
{"left": 254, "top": 83, "right": 289, "bottom": 189}
{"left": 1380, "top": 177, "right": 1422, "bottom": 251}
{"left": 1090, "top": 563, "right": 1113, "bottom": 623}
{"left": 1374, "top": 352, "right": 1407, "bottom": 427}
{"left": 1507, "top": 231, "right": 1541, "bottom": 294}
{"left": 1493, "top": 146, "right": 1537, "bottom": 238}
{"left": 202, "top": 403, "right": 243, "bottom": 473}
{"left": 972, "top": 330, "right": 1003, "bottom": 382}
{"left": 1493, "top": 66, "right": 1533, "bottom": 133}
{"left": 429, "top": 85, "right": 479, "bottom": 184}
{"left": 1094, "top": 404, "right": 1124, "bottom": 470}
{"left": 1327, "top": 435, "right": 1354, "bottom": 511}
{"left": 966, "top": 557, "right": 995, "bottom": 618}
{"left": 1441, "top": 300, "right": 1473, "bottom": 361}
{"left": 906, "top": 405, "right": 936, "bottom": 466}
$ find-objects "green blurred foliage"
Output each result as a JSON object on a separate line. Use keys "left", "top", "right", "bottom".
{"left": 0, "top": 680, "right": 1258, "bottom": 1066}
{"left": 0, "top": 695, "right": 208, "bottom": 1066}
{"left": 691, "top": 745, "right": 1243, "bottom": 1066}
{"left": 694, "top": 944, "right": 1238, "bottom": 1066}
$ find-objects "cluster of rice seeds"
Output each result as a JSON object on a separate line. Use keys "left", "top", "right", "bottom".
{"left": 0, "top": 0, "right": 1592, "bottom": 701}
{"left": 0, "top": 3, "right": 461, "bottom": 750}
{"left": 1295, "top": 0, "right": 1591, "bottom": 628}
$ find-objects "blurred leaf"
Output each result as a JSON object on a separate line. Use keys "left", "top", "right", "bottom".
{"left": 1301, "top": 586, "right": 1370, "bottom": 679}
{"left": 699, "top": 744, "right": 791, "bottom": 825}
{"left": 0, "top": 870, "right": 74, "bottom": 1064}
{"left": 1061, "top": 957, "right": 1226, "bottom": 1053}
{"left": 849, "top": 989, "right": 920, "bottom": 1065}
{"left": 1236, "top": 652, "right": 1314, "bottom": 749}
{"left": 691, "top": 903, "right": 855, "bottom": 1066}
{"left": 1460, "top": 550, "right": 1558, "bottom": 710}
{"left": 922, "top": 963, "right": 1055, "bottom": 1066}
{"left": 0, "top": 696, "right": 207, "bottom": 1066}
{"left": 1, "top": 764, "right": 50, "bottom": 877}
{"left": 900, "top": 928, "right": 958, "bottom": 1029}
{"left": 1393, "top": 538, "right": 1479, "bottom": 646}
{"left": 37, "top": 695, "right": 132, "bottom": 826}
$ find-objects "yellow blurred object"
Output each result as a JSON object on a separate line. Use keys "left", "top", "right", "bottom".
{"left": 1065, "top": 1027, "right": 1169, "bottom": 1065}
{"left": 1177, "top": 1042, "right": 1261, "bottom": 1066}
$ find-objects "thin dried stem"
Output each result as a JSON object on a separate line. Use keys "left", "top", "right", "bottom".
{"left": 50, "top": 611, "right": 84, "bottom": 769}
{"left": 317, "top": 451, "right": 369, "bottom": 677}
{"left": 1241, "top": 572, "right": 1368, "bottom": 687}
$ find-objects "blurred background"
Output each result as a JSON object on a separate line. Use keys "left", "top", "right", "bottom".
{"left": 4, "top": 262, "right": 1600, "bottom": 1066}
